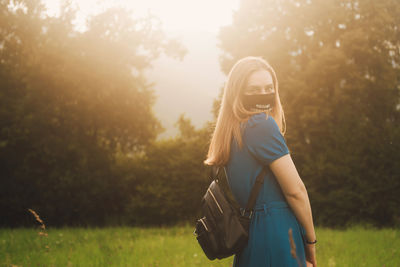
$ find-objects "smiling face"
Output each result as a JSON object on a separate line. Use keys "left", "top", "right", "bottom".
{"left": 205, "top": 56, "right": 286, "bottom": 166}
{"left": 241, "top": 69, "right": 276, "bottom": 112}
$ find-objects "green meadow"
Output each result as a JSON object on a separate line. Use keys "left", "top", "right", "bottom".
{"left": 1, "top": 224, "right": 399, "bottom": 267}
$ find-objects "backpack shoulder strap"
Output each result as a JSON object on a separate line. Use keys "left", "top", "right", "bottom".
{"left": 244, "top": 167, "right": 266, "bottom": 214}
{"left": 211, "top": 165, "right": 220, "bottom": 180}
{"left": 215, "top": 165, "right": 266, "bottom": 215}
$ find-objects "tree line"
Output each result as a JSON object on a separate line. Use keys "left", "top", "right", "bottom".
{"left": 0, "top": 0, "right": 399, "bottom": 228}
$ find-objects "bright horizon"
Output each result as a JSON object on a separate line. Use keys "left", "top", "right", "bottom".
{"left": 41, "top": 0, "right": 241, "bottom": 138}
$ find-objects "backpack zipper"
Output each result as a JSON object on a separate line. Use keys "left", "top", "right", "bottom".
{"left": 207, "top": 188, "right": 223, "bottom": 214}
{"left": 199, "top": 218, "right": 209, "bottom": 231}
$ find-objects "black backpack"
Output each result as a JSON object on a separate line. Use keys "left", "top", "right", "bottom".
{"left": 194, "top": 165, "right": 266, "bottom": 260}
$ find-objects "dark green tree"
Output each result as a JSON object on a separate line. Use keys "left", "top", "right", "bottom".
{"left": 218, "top": 0, "right": 400, "bottom": 227}
{"left": 122, "top": 114, "right": 212, "bottom": 225}
{"left": 0, "top": 0, "right": 186, "bottom": 227}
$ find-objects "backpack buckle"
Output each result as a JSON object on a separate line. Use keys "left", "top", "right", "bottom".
{"left": 240, "top": 208, "right": 253, "bottom": 219}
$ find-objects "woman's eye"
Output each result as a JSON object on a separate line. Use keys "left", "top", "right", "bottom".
{"left": 244, "top": 88, "right": 256, "bottom": 94}
{"left": 246, "top": 87, "right": 274, "bottom": 94}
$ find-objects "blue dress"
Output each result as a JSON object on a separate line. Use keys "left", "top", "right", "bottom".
{"left": 225, "top": 112, "right": 307, "bottom": 267}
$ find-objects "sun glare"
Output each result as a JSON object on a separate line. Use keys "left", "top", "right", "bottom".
{"left": 40, "top": 0, "right": 240, "bottom": 137}
{"left": 42, "top": 0, "right": 239, "bottom": 33}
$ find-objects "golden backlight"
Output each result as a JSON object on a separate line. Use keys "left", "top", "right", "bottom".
{"left": 42, "top": 0, "right": 239, "bottom": 33}
{"left": 40, "top": 0, "right": 240, "bottom": 138}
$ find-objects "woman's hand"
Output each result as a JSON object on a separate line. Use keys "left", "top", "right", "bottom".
{"left": 305, "top": 243, "right": 317, "bottom": 267}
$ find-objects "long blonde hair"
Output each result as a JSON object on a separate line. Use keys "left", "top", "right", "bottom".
{"left": 204, "top": 56, "right": 286, "bottom": 166}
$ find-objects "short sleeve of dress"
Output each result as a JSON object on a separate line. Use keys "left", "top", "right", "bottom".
{"left": 243, "top": 113, "right": 290, "bottom": 166}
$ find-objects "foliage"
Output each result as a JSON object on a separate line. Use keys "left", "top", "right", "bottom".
{"left": 1, "top": 0, "right": 399, "bottom": 228}
{"left": 123, "top": 115, "right": 213, "bottom": 225}
{"left": 0, "top": 0, "right": 186, "bottom": 227}
{"left": 217, "top": 0, "right": 400, "bottom": 227}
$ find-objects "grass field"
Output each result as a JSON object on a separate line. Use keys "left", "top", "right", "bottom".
{"left": 1, "top": 224, "right": 399, "bottom": 266}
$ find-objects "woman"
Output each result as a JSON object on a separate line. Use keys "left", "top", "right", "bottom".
{"left": 204, "top": 56, "right": 317, "bottom": 267}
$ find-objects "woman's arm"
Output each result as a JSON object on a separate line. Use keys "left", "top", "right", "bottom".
{"left": 270, "top": 153, "right": 318, "bottom": 266}
{"left": 269, "top": 154, "right": 316, "bottom": 242}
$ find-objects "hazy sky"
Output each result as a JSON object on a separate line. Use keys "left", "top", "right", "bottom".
{"left": 42, "top": 0, "right": 239, "bottom": 33}
{"left": 42, "top": 0, "right": 240, "bottom": 138}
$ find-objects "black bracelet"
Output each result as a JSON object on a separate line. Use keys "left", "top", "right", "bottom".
{"left": 305, "top": 239, "right": 317, "bottom": 244}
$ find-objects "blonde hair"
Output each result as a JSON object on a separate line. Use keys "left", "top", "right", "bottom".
{"left": 204, "top": 56, "right": 286, "bottom": 166}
